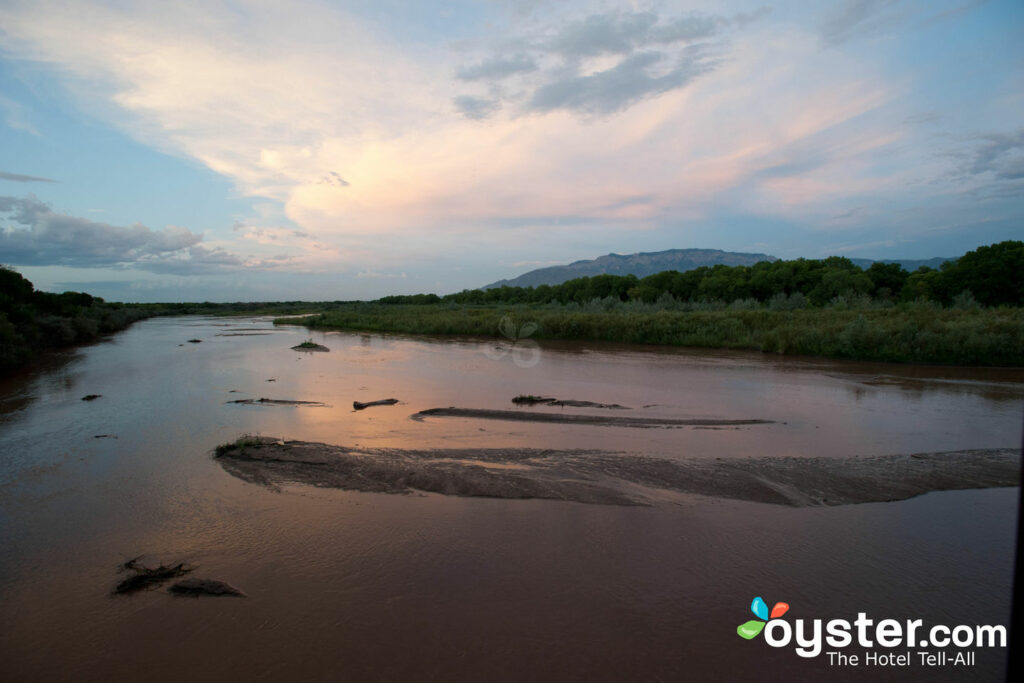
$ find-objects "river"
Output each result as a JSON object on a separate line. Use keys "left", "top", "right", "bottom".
{"left": 1, "top": 316, "right": 1021, "bottom": 681}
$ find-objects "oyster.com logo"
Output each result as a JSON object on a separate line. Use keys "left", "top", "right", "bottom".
{"left": 481, "top": 315, "right": 540, "bottom": 368}
{"left": 734, "top": 595, "right": 1006, "bottom": 668}
{"left": 737, "top": 596, "right": 789, "bottom": 640}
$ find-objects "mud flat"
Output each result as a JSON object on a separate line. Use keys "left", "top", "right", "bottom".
{"left": 291, "top": 342, "right": 329, "bottom": 352}
{"left": 213, "top": 437, "right": 1019, "bottom": 507}
{"left": 412, "top": 407, "right": 773, "bottom": 428}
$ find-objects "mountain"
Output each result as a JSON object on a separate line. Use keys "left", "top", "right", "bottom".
{"left": 484, "top": 249, "right": 959, "bottom": 289}
{"left": 484, "top": 249, "right": 777, "bottom": 289}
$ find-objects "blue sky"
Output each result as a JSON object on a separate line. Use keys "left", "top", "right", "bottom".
{"left": 1, "top": 0, "right": 1021, "bottom": 302}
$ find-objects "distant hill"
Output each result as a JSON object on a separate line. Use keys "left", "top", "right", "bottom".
{"left": 484, "top": 249, "right": 777, "bottom": 289}
{"left": 484, "top": 249, "right": 958, "bottom": 289}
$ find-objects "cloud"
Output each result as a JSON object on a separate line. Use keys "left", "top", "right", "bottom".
{"left": 318, "top": 171, "right": 350, "bottom": 187}
{"left": 0, "top": 170, "right": 56, "bottom": 183}
{"left": 548, "top": 10, "right": 660, "bottom": 58}
{"left": 0, "top": 194, "right": 269, "bottom": 274}
{"left": 456, "top": 55, "right": 537, "bottom": 81}
{"left": 528, "top": 48, "right": 714, "bottom": 115}
{"left": 137, "top": 245, "right": 246, "bottom": 275}
{"left": 0, "top": 95, "right": 40, "bottom": 136}
{"left": 354, "top": 270, "right": 406, "bottom": 279}
{"left": 819, "top": 0, "right": 904, "bottom": 46}
{"left": 816, "top": 0, "right": 982, "bottom": 47}
{"left": 453, "top": 95, "right": 501, "bottom": 120}
{"left": 902, "top": 111, "right": 940, "bottom": 126}
{"left": 1, "top": 0, "right": 994, "bottom": 263}
{"left": 964, "top": 130, "right": 1024, "bottom": 180}
{"left": 0, "top": 195, "right": 200, "bottom": 266}
{"left": 452, "top": 7, "right": 767, "bottom": 118}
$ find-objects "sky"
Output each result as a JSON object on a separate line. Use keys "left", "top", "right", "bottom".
{"left": 0, "top": 0, "right": 1021, "bottom": 302}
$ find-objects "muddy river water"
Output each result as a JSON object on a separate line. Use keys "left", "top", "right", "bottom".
{"left": 1, "top": 316, "right": 1021, "bottom": 681}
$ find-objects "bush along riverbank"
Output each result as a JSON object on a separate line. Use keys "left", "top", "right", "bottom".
{"left": 273, "top": 242, "right": 1024, "bottom": 366}
{"left": 0, "top": 267, "right": 338, "bottom": 376}
{"left": 0, "top": 266, "right": 159, "bottom": 376}
{"left": 278, "top": 304, "right": 1024, "bottom": 366}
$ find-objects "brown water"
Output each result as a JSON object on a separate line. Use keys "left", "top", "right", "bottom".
{"left": 0, "top": 316, "right": 1021, "bottom": 681}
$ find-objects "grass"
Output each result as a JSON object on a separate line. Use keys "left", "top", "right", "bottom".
{"left": 214, "top": 434, "right": 265, "bottom": 456}
{"left": 274, "top": 302, "right": 1024, "bottom": 366}
{"left": 295, "top": 338, "right": 320, "bottom": 348}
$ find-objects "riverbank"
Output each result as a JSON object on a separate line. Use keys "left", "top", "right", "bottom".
{"left": 276, "top": 304, "right": 1024, "bottom": 366}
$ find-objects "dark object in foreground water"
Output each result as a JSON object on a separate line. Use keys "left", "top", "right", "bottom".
{"left": 81, "top": 394, "right": 101, "bottom": 401}
{"left": 512, "top": 395, "right": 629, "bottom": 409}
{"left": 353, "top": 398, "right": 399, "bottom": 410}
{"left": 226, "top": 397, "right": 327, "bottom": 407}
{"left": 291, "top": 340, "right": 329, "bottom": 352}
{"left": 187, "top": 339, "right": 202, "bottom": 343}
{"left": 512, "top": 395, "right": 556, "bottom": 405}
{"left": 169, "top": 578, "right": 246, "bottom": 597}
{"left": 114, "top": 559, "right": 193, "bottom": 595}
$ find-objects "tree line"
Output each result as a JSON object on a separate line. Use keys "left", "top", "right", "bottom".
{"left": 1, "top": 266, "right": 152, "bottom": 374}
{"left": 1, "top": 265, "right": 339, "bottom": 375}
{"left": 378, "top": 241, "right": 1023, "bottom": 308}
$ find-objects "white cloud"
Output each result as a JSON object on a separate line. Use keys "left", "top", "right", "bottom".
{"left": 0, "top": 0, "right": 1011, "bottom": 278}
{"left": 0, "top": 95, "right": 40, "bottom": 136}
{"left": 0, "top": 194, "right": 292, "bottom": 274}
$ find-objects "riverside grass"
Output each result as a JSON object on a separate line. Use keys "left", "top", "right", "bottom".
{"left": 276, "top": 303, "right": 1024, "bottom": 366}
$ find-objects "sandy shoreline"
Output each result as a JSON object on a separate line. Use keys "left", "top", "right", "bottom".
{"left": 214, "top": 437, "right": 1019, "bottom": 507}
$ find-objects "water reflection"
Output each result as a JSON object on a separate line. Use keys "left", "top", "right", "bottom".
{"left": 0, "top": 316, "right": 1019, "bottom": 682}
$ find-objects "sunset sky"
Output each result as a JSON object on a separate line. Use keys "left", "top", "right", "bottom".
{"left": 1, "top": 0, "right": 1021, "bottom": 302}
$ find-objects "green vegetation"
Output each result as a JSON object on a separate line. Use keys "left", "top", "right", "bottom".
{"left": 1, "top": 265, "right": 158, "bottom": 375}
{"left": 131, "top": 301, "right": 332, "bottom": 317}
{"left": 277, "top": 242, "right": 1024, "bottom": 366}
{"left": 296, "top": 338, "right": 320, "bottom": 348}
{"left": 284, "top": 303, "right": 1023, "bottom": 366}
{"left": 214, "top": 434, "right": 265, "bottom": 456}
{"left": 378, "top": 241, "right": 1024, "bottom": 309}
{"left": 4, "top": 241, "right": 1021, "bottom": 372}
{"left": 0, "top": 265, "right": 331, "bottom": 376}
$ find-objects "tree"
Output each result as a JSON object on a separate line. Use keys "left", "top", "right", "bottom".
{"left": 865, "top": 262, "right": 908, "bottom": 300}
{"left": 937, "top": 241, "right": 1023, "bottom": 306}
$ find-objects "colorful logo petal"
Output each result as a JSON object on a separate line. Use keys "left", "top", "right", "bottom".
{"left": 770, "top": 602, "right": 790, "bottom": 619}
{"left": 737, "top": 620, "right": 766, "bottom": 640}
{"left": 751, "top": 596, "right": 769, "bottom": 621}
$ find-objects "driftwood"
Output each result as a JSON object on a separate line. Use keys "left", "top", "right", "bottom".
{"left": 81, "top": 394, "right": 102, "bottom": 401}
{"left": 114, "top": 559, "right": 193, "bottom": 595}
{"left": 169, "top": 578, "right": 246, "bottom": 597}
{"left": 227, "top": 398, "right": 326, "bottom": 406}
{"left": 353, "top": 398, "right": 399, "bottom": 410}
{"left": 187, "top": 339, "right": 202, "bottom": 343}
{"left": 511, "top": 395, "right": 629, "bottom": 409}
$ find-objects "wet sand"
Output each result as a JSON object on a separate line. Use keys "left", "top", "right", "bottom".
{"left": 411, "top": 407, "right": 775, "bottom": 428}
{"left": 215, "top": 437, "right": 1020, "bottom": 507}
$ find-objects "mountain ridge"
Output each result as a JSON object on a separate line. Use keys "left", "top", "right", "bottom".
{"left": 484, "top": 249, "right": 955, "bottom": 289}
{"left": 484, "top": 249, "right": 776, "bottom": 289}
